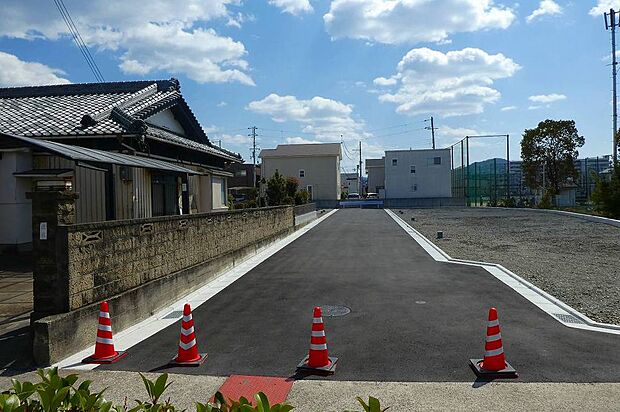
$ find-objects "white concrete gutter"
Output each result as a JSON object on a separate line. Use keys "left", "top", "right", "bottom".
{"left": 386, "top": 209, "right": 620, "bottom": 335}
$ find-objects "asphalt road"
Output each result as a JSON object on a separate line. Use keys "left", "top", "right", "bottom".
{"left": 102, "top": 209, "right": 620, "bottom": 382}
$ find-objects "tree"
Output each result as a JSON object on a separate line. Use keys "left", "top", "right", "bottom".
{"left": 521, "top": 119, "right": 584, "bottom": 195}
{"left": 266, "top": 170, "right": 286, "bottom": 206}
{"left": 285, "top": 177, "right": 299, "bottom": 198}
{"left": 592, "top": 162, "right": 620, "bottom": 218}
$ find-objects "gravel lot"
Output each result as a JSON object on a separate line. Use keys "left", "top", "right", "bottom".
{"left": 397, "top": 208, "right": 620, "bottom": 325}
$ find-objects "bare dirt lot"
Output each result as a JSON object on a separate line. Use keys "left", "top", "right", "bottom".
{"left": 399, "top": 208, "right": 620, "bottom": 325}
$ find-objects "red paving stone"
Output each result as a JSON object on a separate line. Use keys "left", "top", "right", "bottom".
{"left": 215, "top": 375, "right": 293, "bottom": 405}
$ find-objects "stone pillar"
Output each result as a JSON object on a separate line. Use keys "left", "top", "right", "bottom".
{"left": 27, "top": 191, "right": 78, "bottom": 322}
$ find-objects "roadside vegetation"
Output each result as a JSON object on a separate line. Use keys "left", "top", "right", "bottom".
{"left": 0, "top": 368, "right": 388, "bottom": 412}
{"left": 521, "top": 119, "right": 584, "bottom": 203}
{"left": 265, "top": 171, "right": 310, "bottom": 206}
{"left": 592, "top": 159, "right": 620, "bottom": 218}
{"left": 483, "top": 118, "right": 619, "bottom": 219}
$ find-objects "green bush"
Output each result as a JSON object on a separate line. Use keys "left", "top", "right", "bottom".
{"left": 1, "top": 369, "right": 389, "bottom": 412}
{"left": 537, "top": 189, "right": 554, "bottom": 209}
{"left": 294, "top": 190, "right": 309, "bottom": 205}
{"left": 592, "top": 163, "right": 620, "bottom": 218}
{"left": 497, "top": 197, "right": 516, "bottom": 208}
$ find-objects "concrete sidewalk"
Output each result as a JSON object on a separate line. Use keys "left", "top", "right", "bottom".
{"left": 1, "top": 370, "right": 619, "bottom": 411}
{"left": 0, "top": 253, "right": 34, "bottom": 373}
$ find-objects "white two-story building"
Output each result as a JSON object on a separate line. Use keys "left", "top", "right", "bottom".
{"left": 384, "top": 149, "right": 452, "bottom": 199}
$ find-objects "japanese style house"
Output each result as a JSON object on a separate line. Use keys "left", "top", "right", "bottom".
{"left": 0, "top": 78, "right": 242, "bottom": 251}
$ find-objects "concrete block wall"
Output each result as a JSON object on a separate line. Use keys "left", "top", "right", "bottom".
{"left": 31, "top": 201, "right": 294, "bottom": 364}
{"left": 63, "top": 206, "right": 293, "bottom": 311}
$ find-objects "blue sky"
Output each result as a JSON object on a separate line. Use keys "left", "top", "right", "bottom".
{"left": 0, "top": 0, "right": 618, "bottom": 171}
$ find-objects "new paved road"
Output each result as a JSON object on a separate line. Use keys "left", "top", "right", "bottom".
{"left": 102, "top": 209, "right": 620, "bottom": 382}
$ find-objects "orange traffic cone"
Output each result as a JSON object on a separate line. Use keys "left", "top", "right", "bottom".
{"left": 169, "top": 303, "right": 208, "bottom": 366}
{"left": 296, "top": 306, "right": 338, "bottom": 374}
{"left": 469, "top": 307, "right": 517, "bottom": 378}
{"left": 83, "top": 301, "right": 127, "bottom": 364}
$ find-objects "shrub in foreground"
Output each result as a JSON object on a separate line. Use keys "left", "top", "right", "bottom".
{"left": 0, "top": 368, "right": 389, "bottom": 412}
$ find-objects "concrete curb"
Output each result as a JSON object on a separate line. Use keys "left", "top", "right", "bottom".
{"left": 386, "top": 209, "right": 620, "bottom": 335}
{"left": 474, "top": 206, "right": 620, "bottom": 228}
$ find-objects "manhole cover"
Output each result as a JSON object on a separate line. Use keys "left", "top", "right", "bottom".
{"left": 553, "top": 313, "right": 585, "bottom": 325}
{"left": 162, "top": 310, "right": 183, "bottom": 320}
{"left": 321, "top": 305, "right": 351, "bottom": 317}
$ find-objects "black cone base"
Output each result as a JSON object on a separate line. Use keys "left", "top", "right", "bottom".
{"left": 83, "top": 351, "right": 127, "bottom": 364}
{"left": 469, "top": 359, "right": 518, "bottom": 379}
{"left": 296, "top": 355, "right": 338, "bottom": 375}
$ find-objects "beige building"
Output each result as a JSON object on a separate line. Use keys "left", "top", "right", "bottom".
{"left": 259, "top": 143, "right": 341, "bottom": 202}
{"left": 365, "top": 157, "right": 385, "bottom": 197}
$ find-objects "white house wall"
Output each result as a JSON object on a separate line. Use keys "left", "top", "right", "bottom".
{"left": 146, "top": 109, "right": 186, "bottom": 135}
{"left": 211, "top": 176, "right": 227, "bottom": 209}
{"left": 384, "top": 149, "right": 452, "bottom": 199}
{"left": 0, "top": 150, "right": 32, "bottom": 246}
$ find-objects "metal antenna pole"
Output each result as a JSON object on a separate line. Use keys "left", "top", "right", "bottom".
{"left": 506, "top": 134, "right": 510, "bottom": 199}
{"left": 359, "top": 141, "right": 362, "bottom": 196}
{"left": 606, "top": 9, "right": 619, "bottom": 163}
{"left": 248, "top": 126, "right": 257, "bottom": 188}
{"left": 425, "top": 116, "right": 437, "bottom": 149}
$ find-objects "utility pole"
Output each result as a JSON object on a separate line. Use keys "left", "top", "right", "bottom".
{"left": 358, "top": 141, "right": 363, "bottom": 196}
{"left": 248, "top": 126, "right": 257, "bottom": 188}
{"left": 605, "top": 9, "right": 619, "bottom": 163}
{"left": 425, "top": 116, "right": 437, "bottom": 149}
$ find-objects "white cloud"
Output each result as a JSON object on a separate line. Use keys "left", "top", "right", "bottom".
{"left": 220, "top": 133, "right": 253, "bottom": 145}
{"left": 590, "top": 1, "right": 620, "bottom": 16}
{"left": 286, "top": 136, "right": 322, "bottom": 144}
{"left": 0, "top": 1, "right": 253, "bottom": 85}
{"left": 528, "top": 93, "right": 567, "bottom": 103}
{"left": 528, "top": 105, "right": 543, "bottom": 110}
{"left": 373, "top": 77, "right": 397, "bottom": 86}
{"left": 247, "top": 93, "right": 368, "bottom": 141}
{"left": 0, "top": 51, "right": 70, "bottom": 86}
{"left": 269, "top": 0, "right": 313, "bottom": 15}
{"left": 324, "top": 0, "right": 515, "bottom": 45}
{"left": 501, "top": 105, "right": 517, "bottom": 111}
{"left": 217, "top": 101, "right": 228, "bottom": 107}
{"left": 527, "top": 0, "right": 562, "bottom": 23}
{"left": 374, "top": 47, "right": 521, "bottom": 117}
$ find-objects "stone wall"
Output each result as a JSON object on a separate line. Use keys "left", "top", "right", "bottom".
{"left": 64, "top": 206, "right": 293, "bottom": 311}
{"left": 32, "top": 201, "right": 294, "bottom": 364}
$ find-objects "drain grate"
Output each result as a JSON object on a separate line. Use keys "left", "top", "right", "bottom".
{"left": 162, "top": 310, "right": 183, "bottom": 320}
{"left": 321, "top": 305, "right": 351, "bottom": 317}
{"left": 553, "top": 313, "right": 586, "bottom": 324}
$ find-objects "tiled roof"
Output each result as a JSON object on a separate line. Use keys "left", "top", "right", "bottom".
{"left": 147, "top": 126, "right": 240, "bottom": 161}
{"left": 0, "top": 78, "right": 240, "bottom": 160}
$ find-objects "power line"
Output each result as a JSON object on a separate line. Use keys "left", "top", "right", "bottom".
{"left": 53, "top": 0, "right": 105, "bottom": 82}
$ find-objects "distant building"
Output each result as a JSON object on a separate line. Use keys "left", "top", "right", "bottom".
{"left": 365, "top": 157, "right": 385, "bottom": 197}
{"left": 259, "top": 143, "right": 341, "bottom": 202}
{"left": 341, "top": 172, "right": 359, "bottom": 195}
{"left": 226, "top": 163, "right": 260, "bottom": 190}
{"left": 384, "top": 149, "right": 452, "bottom": 199}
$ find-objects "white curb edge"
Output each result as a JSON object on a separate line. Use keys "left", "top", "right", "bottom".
{"left": 56, "top": 209, "right": 339, "bottom": 370}
{"left": 385, "top": 209, "right": 620, "bottom": 335}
